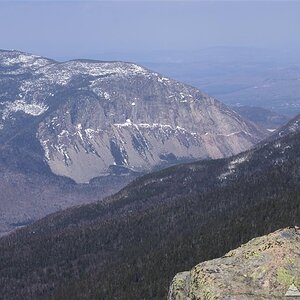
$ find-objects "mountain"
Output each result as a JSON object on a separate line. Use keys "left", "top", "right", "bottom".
{"left": 230, "top": 105, "right": 289, "bottom": 131}
{"left": 0, "top": 49, "right": 266, "bottom": 184}
{"left": 0, "top": 114, "right": 299, "bottom": 299}
{"left": 0, "top": 49, "right": 268, "bottom": 234}
{"left": 168, "top": 227, "right": 300, "bottom": 300}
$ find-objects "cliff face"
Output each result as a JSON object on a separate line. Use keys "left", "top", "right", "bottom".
{"left": 168, "top": 227, "right": 300, "bottom": 300}
{"left": 0, "top": 50, "right": 267, "bottom": 183}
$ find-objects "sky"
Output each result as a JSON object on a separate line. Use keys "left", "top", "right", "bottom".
{"left": 0, "top": 1, "right": 300, "bottom": 61}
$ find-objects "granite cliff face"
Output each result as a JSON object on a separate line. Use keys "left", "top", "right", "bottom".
{"left": 0, "top": 50, "right": 266, "bottom": 183}
{"left": 168, "top": 227, "right": 300, "bottom": 300}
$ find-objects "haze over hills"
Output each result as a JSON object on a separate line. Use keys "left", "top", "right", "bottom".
{"left": 230, "top": 105, "right": 289, "bottom": 131}
{"left": 0, "top": 113, "right": 299, "bottom": 300}
{"left": 140, "top": 48, "right": 300, "bottom": 117}
{"left": 0, "top": 49, "right": 268, "bottom": 234}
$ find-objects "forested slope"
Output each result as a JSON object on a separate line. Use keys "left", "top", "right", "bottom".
{"left": 0, "top": 124, "right": 299, "bottom": 300}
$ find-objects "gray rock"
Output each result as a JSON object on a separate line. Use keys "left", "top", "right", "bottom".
{"left": 168, "top": 227, "right": 300, "bottom": 300}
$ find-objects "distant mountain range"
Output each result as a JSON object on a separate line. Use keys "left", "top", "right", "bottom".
{"left": 0, "top": 49, "right": 268, "bottom": 234}
{"left": 1, "top": 112, "right": 299, "bottom": 299}
{"left": 141, "top": 47, "right": 300, "bottom": 116}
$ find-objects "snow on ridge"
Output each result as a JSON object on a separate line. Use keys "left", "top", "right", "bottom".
{"left": 58, "top": 130, "right": 69, "bottom": 138}
{"left": 32, "top": 61, "right": 151, "bottom": 87}
{"left": 0, "top": 53, "right": 50, "bottom": 69}
{"left": 38, "top": 61, "right": 150, "bottom": 84}
{"left": 278, "top": 119, "right": 300, "bottom": 137}
{"left": 218, "top": 154, "right": 249, "bottom": 180}
{"left": 1, "top": 100, "right": 48, "bottom": 119}
{"left": 113, "top": 121, "right": 200, "bottom": 138}
{"left": 229, "top": 155, "right": 249, "bottom": 166}
{"left": 40, "top": 139, "right": 50, "bottom": 160}
{"left": 114, "top": 120, "right": 176, "bottom": 130}
{"left": 85, "top": 128, "right": 101, "bottom": 139}
{"left": 157, "top": 76, "right": 170, "bottom": 84}
{"left": 287, "top": 119, "right": 299, "bottom": 132}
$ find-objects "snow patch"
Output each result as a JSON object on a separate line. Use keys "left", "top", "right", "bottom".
{"left": 114, "top": 121, "right": 174, "bottom": 130}
{"left": 40, "top": 139, "right": 50, "bottom": 160}
{"left": 76, "top": 123, "right": 84, "bottom": 141}
{"left": 219, "top": 155, "right": 249, "bottom": 180}
{"left": 38, "top": 61, "right": 149, "bottom": 86}
{"left": 0, "top": 54, "right": 49, "bottom": 69}
{"left": 157, "top": 76, "right": 169, "bottom": 83}
{"left": 274, "top": 141, "right": 281, "bottom": 148}
{"left": 85, "top": 128, "right": 100, "bottom": 139}
{"left": 58, "top": 130, "right": 70, "bottom": 138}
{"left": 103, "top": 92, "right": 110, "bottom": 100}
{"left": 1, "top": 100, "right": 48, "bottom": 119}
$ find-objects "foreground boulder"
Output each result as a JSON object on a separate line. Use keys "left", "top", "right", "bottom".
{"left": 168, "top": 227, "right": 300, "bottom": 300}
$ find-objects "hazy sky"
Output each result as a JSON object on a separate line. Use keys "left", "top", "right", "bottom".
{"left": 1, "top": 1, "right": 300, "bottom": 60}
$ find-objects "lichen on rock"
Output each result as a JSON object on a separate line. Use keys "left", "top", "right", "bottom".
{"left": 167, "top": 227, "right": 300, "bottom": 300}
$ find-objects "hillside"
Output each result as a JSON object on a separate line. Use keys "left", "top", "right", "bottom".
{"left": 0, "top": 115, "right": 299, "bottom": 299}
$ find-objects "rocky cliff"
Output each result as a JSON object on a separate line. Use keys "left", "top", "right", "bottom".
{"left": 168, "top": 227, "right": 300, "bottom": 300}
{"left": 0, "top": 50, "right": 267, "bottom": 183}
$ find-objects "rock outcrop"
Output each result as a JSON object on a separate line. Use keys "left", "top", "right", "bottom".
{"left": 168, "top": 227, "right": 300, "bottom": 300}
